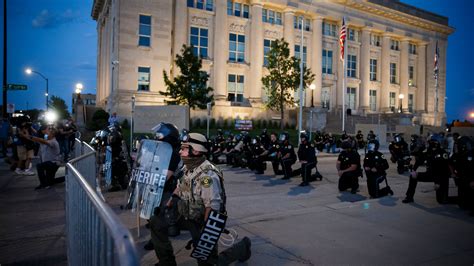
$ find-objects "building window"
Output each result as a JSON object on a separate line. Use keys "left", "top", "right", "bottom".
{"left": 138, "top": 15, "right": 151, "bottom": 47}
{"left": 390, "top": 63, "right": 397, "bottom": 84}
{"left": 409, "top": 43, "right": 417, "bottom": 54}
{"left": 322, "top": 49, "right": 333, "bottom": 74}
{"left": 346, "top": 87, "right": 356, "bottom": 110}
{"left": 408, "top": 94, "right": 414, "bottom": 113}
{"left": 295, "top": 45, "right": 307, "bottom": 68}
{"left": 370, "top": 34, "right": 381, "bottom": 46}
{"left": 138, "top": 67, "right": 150, "bottom": 91}
{"left": 294, "top": 16, "right": 311, "bottom": 31}
{"left": 322, "top": 22, "right": 337, "bottom": 37}
{"left": 389, "top": 92, "right": 396, "bottom": 111}
{"left": 190, "top": 27, "right": 208, "bottom": 58}
{"left": 391, "top": 40, "right": 399, "bottom": 51}
{"left": 188, "top": 0, "right": 214, "bottom": 11}
{"left": 409, "top": 65, "right": 414, "bottom": 80}
{"left": 370, "top": 59, "right": 377, "bottom": 81}
{"left": 229, "top": 33, "right": 245, "bottom": 62}
{"left": 227, "top": 1, "right": 249, "bottom": 18}
{"left": 369, "top": 90, "right": 377, "bottom": 111}
{"left": 347, "top": 54, "right": 357, "bottom": 78}
{"left": 263, "top": 39, "right": 275, "bottom": 66}
{"left": 348, "top": 28, "right": 359, "bottom": 42}
{"left": 262, "top": 9, "right": 282, "bottom": 25}
{"left": 227, "top": 74, "right": 244, "bottom": 102}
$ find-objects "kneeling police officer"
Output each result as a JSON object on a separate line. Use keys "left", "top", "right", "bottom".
{"left": 151, "top": 132, "right": 251, "bottom": 266}
{"left": 363, "top": 140, "right": 393, "bottom": 198}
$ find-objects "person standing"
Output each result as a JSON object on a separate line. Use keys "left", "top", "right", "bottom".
{"left": 450, "top": 136, "right": 474, "bottom": 215}
{"left": 337, "top": 140, "right": 362, "bottom": 194}
{"left": 403, "top": 134, "right": 452, "bottom": 204}
{"left": 151, "top": 132, "right": 251, "bottom": 266}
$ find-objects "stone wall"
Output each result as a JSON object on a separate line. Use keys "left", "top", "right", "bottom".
{"left": 133, "top": 105, "right": 189, "bottom": 133}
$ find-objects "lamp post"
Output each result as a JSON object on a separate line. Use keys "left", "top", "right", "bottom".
{"left": 398, "top": 93, "right": 404, "bottom": 113}
{"left": 75, "top": 83, "right": 83, "bottom": 100}
{"left": 25, "top": 68, "right": 49, "bottom": 110}
{"left": 309, "top": 83, "right": 316, "bottom": 107}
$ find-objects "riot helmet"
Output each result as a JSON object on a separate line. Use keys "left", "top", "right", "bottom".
{"left": 181, "top": 132, "right": 208, "bottom": 153}
{"left": 179, "top": 129, "right": 189, "bottom": 141}
{"left": 234, "top": 134, "right": 242, "bottom": 142}
{"left": 367, "top": 139, "right": 380, "bottom": 152}
{"left": 279, "top": 132, "right": 289, "bottom": 142}
{"left": 341, "top": 140, "right": 352, "bottom": 150}
{"left": 394, "top": 134, "right": 403, "bottom": 144}
{"left": 427, "top": 134, "right": 442, "bottom": 150}
{"left": 300, "top": 131, "right": 308, "bottom": 143}
{"left": 152, "top": 122, "right": 180, "bottom": 149}
{"left": 456, "top": 136, "right": 473, "bottom": 154}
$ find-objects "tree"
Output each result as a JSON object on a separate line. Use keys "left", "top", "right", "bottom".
{"left": 49, "top": 95, "right": 70, "bottom": 119}
{"left": 161, "top": 44, "right": 214, "bottom": 109}
{"left": 261, "top": 39, "right": 315, "bottom": 129}
{"left": 86, "top": 109, "right": 109, "bottom": 131}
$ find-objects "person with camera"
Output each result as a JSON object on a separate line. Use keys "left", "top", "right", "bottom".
{"left": 151, "top": 132, "right": 251, "bottom": 266}
{"left": 20, "top": 126, "right": 61, "bottom": 190}
{"left": 363, "top": 140, "right": 393, "bottom": 198}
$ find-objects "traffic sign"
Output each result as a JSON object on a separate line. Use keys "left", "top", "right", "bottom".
{"left": 5, "top": 84, "right": 28, "bottom": 91}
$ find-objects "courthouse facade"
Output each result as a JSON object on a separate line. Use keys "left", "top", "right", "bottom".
{"left": 91, "top": 0, "right": 453, "bottom": 126}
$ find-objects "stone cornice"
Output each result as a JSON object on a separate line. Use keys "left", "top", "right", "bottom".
{"left": 342, "top": 0, "right": 454, "bottom": 35}
{"left": 91, "top": 0, "right": 105, "bottom": 20}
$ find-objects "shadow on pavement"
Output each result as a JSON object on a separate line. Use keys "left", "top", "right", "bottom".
{"left": 287, "top": 185, "right": 313, "bottom": 196}
{"left": 337, "top": 192, "right": 368, "bottom": 202}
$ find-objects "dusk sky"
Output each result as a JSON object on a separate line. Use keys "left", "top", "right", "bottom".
{"left": 0, "top": 0, "right": 472, "bottom": 122}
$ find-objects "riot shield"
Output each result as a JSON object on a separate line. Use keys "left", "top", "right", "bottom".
{"left": 126, "top": 139, "right": 172, "bottom": 219}
{"left": 104, "top": 146, "right": 112, "bottom": 188}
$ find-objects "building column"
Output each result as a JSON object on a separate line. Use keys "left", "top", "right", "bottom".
{"left": 213, "top": 0, "right": 228, "bottom": 102}
{"left": 173, "top": 0, "right": 188, "bottom": 77}
{"left": 415, "top": 44, "right": 426, "bottom": 113}
{"left": 400, "top": 40, "right": 409, "bottom": 113}
{"left": 425, "top": 40, "right": 436, "bottom": 114}
{"left": 359, "top": 28, "right": 370, "bottom": 115}
{"left": 310, "top": 16, "right": 322, "bottom": 108}
{"left": 283, "top": 10, "right": 295, "bottom": 56}
{"left": 380, "top": 35, "right": 391, "bottom": 112}
{"left": 249, "top": 3, "right": 263, "bottom": 103}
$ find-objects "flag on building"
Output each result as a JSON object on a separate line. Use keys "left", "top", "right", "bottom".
{"left": 434, "top": 40, "right": 439, "bottom": 79}
{"left": 339, "top": 17, "right": 347, "bottom": 61}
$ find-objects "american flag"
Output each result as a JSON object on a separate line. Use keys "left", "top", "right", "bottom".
{"left": 434, "top": 41, "right": 439, "bottom": 79}
{"left": 339, "top": 17, "right": 347, "bottom": 61}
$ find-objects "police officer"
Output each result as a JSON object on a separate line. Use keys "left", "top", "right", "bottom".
{"left": 337, "top": 140, "right": 362, "bottom": 194}
{"left": 250, "top": 137, "right": 266, "bottom": 174}
{"left": 261, "top": 132, "right": 282, "bottom": 175}
{"left": 313, "top": 131, "right": 324, "bottom": 152}
{"left": 297, "top": 132, "right": 317, "bottom": 186}
{"left": 363, "top": 140, "right": 393, "bottom": 198}
{"left": 279, "top": 132, "right": 297, "bottom": 180}
{"left": 260, "top": 128, "right": 270, "bottom": 148}
{"left": 450, "top": 136, "right": 474, "bottom": 214}
{"left": 403, "top": 134, "right": 452, "bottom": 204}
{"left": 151, "top": 133, "right": 251, "bottom": 265}
{"left": 389, "top": 134, "right": 410, "bottom": 174}
{"left": 145, "top": 123, "right": 183, "bottom": 252}
{"left": 356, "top": 130, "right": 365, "bottom": 150}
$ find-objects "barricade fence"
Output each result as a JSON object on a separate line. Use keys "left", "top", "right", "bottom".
{"left": 66, "top": 138, "right": 139, "bottom": 266}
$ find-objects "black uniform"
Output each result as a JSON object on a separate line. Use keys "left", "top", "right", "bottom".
{"left": 363, "top": 151, "right": 392, "bottom": 198}
{"left": 337, "top": 149, "right": 361, "bottom": 193}
{"left": 297, "top": 141, "right": 317, "bottom": 185}
{"left": 451, "top": 148, "right": 474, "bottom": 212}
{"left": 250, "top": 140, "right": 266, "bottom": 174}
{"left": 313, "top": 133, "right": 324, "bottom": 152}
{"left": 356, "top": 132, "right": 365, "bottom": 150}
{"left": 389, "top": 139, "right": 410, "bottom": 174}
{"left": 266, "top": 139, "right": 282, "bottom": 175}
{"left": 280, "top": 142, "right": 297, "bottom": 179}
{"left": 404, "top": 147, "right": 451, "bottom": 204}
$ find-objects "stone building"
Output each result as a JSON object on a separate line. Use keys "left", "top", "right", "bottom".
{"left": 91, "top": 0, "right": 453, "bottom": 127}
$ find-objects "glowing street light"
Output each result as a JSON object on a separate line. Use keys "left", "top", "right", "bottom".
{"left": 309, "top": 83, "right": 316, "bottom": 107}
{"left": 25, "top": 68, "right": 49, "bottom": 110}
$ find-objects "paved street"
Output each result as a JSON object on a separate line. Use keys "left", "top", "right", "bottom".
{"left": 1, "top": 151, "right": 473, "bottom": 265}
{"left": 104, "top": 153, "right": 474, "bottom": 265}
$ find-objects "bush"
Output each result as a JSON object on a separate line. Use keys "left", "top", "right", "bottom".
{"left": 255, "top": 119, "right": 261, "bottom": 129}
{"left": 262, "top": 119, "right": 268, "bottom": 129}
{"left": 223, "top": 119, "right": 229, "bottom": 129}
{"left": 285, "top": 122, "right": 290, "bottom": 129}
{"left": 210, "top": 118, "right": 216, "bottom": 128}
{"left": 194, "top": 118, "right": 202, "bottom": 129}
{"left": 121, "top": 119, "right": 130, "bottom": 130}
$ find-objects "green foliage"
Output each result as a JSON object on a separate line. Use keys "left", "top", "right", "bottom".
{"left": 121, "top": 119, "right": 130, "bottom": 130}
{"left": 86, "top": 109, "right": 109, "bottom": 131}
{"left": 262, "top": 119, "right": 268, "bottom": 129}
{"left": 161, "top": 44, "right": 214, "bottom": 109}
{"left": 210, "top": 118, "right": 216, "bottom": 128}
{"left": 49, "top": 95, "right": 70, "bottom": 119}
{"left": 194, "top": 118, "right": 202, "bottom": 129}
{"left": 261, "top": 39, "right": 315, "bottom": 129}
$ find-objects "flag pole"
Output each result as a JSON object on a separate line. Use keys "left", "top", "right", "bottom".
{"left": 341, "top": 17, "right": 346, "bottom": 132}
{"left": 434, "top": 40, "right": 439, "bottom": 127}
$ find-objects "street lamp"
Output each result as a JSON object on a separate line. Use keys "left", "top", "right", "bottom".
{"left": 398, "top": 93, "right": 404, "bottom": 113}
{"left": 309, "top": 83, "right": 316, "bottom": 107}
{"left": 25, "top": 68, "right": 49, "bottom": 110}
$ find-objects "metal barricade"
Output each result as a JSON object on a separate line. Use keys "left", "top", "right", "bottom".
{"left": 66, "top": 152, "right": 139, "bottom": 266}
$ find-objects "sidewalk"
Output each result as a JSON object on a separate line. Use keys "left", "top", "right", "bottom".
{"left": 0, "top": 159, "right": 67, "bottom": 265}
